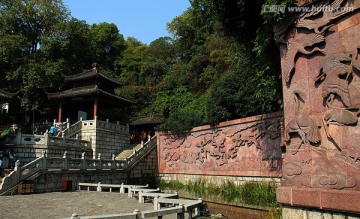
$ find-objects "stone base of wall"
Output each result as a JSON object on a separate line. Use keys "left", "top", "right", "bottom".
{"left": 33, "top": 170, "right": 128, "bottom": 193}
{"left": 159, "top": 173, "right": 281, "bottom": 186}
{"left": 282, "top": 206, "right": 360, "bottom": 219}
{"left": 277, "top": 187, "right": 360, "bottom": 214}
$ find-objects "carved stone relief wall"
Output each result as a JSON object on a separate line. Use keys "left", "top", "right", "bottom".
{"left": 157, "top": 112, "right": 282, "bottom": 177}
{"left": 276, "top": 0, "right": 360, "bottom": 213}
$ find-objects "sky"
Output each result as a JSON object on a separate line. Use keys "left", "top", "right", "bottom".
{"left": 62, "top": 0, "right": 191, "bottom": 45}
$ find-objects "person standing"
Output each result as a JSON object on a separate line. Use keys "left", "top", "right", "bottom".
{"left": 49, "top": 125, "right": 56, "bottom": 136}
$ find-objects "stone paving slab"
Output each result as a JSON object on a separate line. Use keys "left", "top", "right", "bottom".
{"left": 0, "top": 191, "right": 175, "bottom": 219}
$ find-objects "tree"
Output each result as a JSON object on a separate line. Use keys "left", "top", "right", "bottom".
{"left": 41, "top": 18, "right": 93, "bottom": 75}
{"left": 0, "top": 0, "right": 70, "bottom": 54}
{"left": 0, "top": 0, "right": 70, "bottom": 113}
{"left": 118, "top": 37, "right": 148, "bottom": 85}
{"left": 89, "top": 22, "right": 126, "bottom": 74}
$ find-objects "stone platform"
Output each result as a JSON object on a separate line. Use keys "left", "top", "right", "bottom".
{"left": 0, "top": 191, "right": 174, "bottom": 219}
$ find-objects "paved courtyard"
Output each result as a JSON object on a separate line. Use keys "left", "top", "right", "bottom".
{"left": 0, "top": 191, "right": 171, "bottom": 219}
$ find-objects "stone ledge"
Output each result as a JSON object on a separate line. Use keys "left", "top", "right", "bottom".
{"left": 277, "top": 187, "right": 360, "bottom": 214}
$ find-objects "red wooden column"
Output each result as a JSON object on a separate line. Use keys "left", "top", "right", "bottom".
{"left": 58, "top": 102, "right": 62, "bottom": 122}
{"left": 93, "top": 97, "right": 98, "bottom": 118}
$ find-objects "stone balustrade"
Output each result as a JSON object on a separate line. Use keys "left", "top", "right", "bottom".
{"left": 0, "top": 152, "right": 126, "bottom": 195}
{"left": 80, "top": 117, "right": 129, "bottom": 134}
{"left": 69, "top": 182, "right": 203, "bottom": 219}
{"left": 138, "top": 192, "right": 178, "bottom": 204}
{"left": 78, "top": 182, "right": 149, "bottom": 193}
{"left": 124, "top": 135, "right": 156, "bottom": 170}
{"left": 13, "top": 132, "right": 91, "bottom": 149}
{"left": 128, "top": 187, "right": 160, "bottom": 198}
{"left": 62, "top": 120, "right": 82, "bottom": 137}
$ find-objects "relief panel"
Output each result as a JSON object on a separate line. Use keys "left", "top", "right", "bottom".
{"left": 278, "top": 0, "right": 360, "bottom": 191}
{"left": 158, "top": 113, "right": 283, "bottom": 176}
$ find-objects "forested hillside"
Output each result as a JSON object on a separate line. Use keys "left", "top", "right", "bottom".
{"left": 0, "top": 0, "right": 293, "bottom": 132}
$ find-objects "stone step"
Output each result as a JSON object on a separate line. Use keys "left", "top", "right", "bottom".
{"left": 115, "top": 143, "right": 142, "bottom": 160}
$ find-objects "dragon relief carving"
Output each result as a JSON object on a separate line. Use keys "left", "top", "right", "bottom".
{"left": 160, "top": 118, "right": 282, "bottom": 168}
{"left": 283, "top": 33, "right": 325, "bottom": 83}
{"left": 282, "top": 0, "right": 358, "bottom": 84}
{"left": 296, "top": 0, "right": 351, "bottom": 34}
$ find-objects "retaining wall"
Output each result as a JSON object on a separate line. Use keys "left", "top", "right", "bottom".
{"left": 79, "top": 118, "right": 130, "bottom": 159}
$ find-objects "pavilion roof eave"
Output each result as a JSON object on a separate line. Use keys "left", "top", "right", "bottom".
{"left": 0, "top": 89, "right": 19, "bottom": 99}
{"left": 61, "top": 68, "right": 123, "bottom": 87}
{"left": 130, "top": 115, "right": 165, "bottom": 126}
{"left": 46, "top": 85, "right": 135, "bottom": 105}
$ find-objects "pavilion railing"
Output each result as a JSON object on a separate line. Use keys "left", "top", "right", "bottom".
{"left": 61, "top": 118, "right": 129, "bottom": 138}
{"left": 12, "top": 132, "right": 91, "bottom": 149}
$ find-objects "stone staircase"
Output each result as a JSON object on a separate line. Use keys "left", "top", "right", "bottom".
{"left": 115, "top": 143, "right": 142, "bottom": 160}
{"left": 0, "top": 135, "right": 157, "bottom": 195}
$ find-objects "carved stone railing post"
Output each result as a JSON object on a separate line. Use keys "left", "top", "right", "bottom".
{"left": 111, "top": 154, "right": 116, "bottom": 170}
{"left": 42, "top": 150, "right": 47, "bottom": 167}
{"left": 133, "top": 209, "right": 140, "bottom": 218}
{"left": 153, "top": 195, "right": 160, "bottom": 210}
{"left": 128, "top": 186, "right": 132, "bottom": 197}
{"left": 120, "top": 183, "right": 124, "bottom": 193}
{"left": 70, "top": 213, "right": 80, "bottom": 219}
{"left": 63, "top": 151, "right": 68, "bottom": 169}
{"left": 81, "top": 152, "right": 86, "bottom": 169}
{"left": 13, "top": 160, "right": 21, "bottom": 186}
{"left": 66, "top": 118, "right": 70, "bottom": 129}
{"left": 96, "top": 182, "right": 102, "bottom": 192}
{"left": 44, "top": 132, "right": 49, "bottom": 146}
{"left": 194, "top": 198, "right": 202, "bottom": 217}
{"left": 125, "top": 157, "right": 128, "bottom": 170}
{"left": 138, "top": 190, "right": 143, "bottom": 203}
{"left": 177, "top": 204, "right": 185, "bottom": 219}
{"left": 97, "top": 153, "right": 102, "bottom": 170}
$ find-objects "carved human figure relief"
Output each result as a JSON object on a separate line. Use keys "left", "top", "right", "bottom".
{"left": 284, "top": 91, "right": 321, "bottom": 153}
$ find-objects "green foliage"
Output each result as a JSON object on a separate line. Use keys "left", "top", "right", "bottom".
{"left": 89, "top": 22, "right": 126, "bottom": 74}
{"left": 0, "top": 0, "right": 285, "bottom": 131}
{"left": 160, "top": 179, "right": 280, "bottom": 207}
{"left": 41, "top": 18, "right": 93, "bottom": 74}
{"left": 0, "top": 0, "right": 69, "bottom": 112}
{"left": 207, "top": 46, "right": 268, "bottom": 124}
{"left": 0, "top": 128, "right": 10, "bottom": 139}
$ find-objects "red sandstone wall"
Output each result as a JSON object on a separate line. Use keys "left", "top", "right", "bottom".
{"left": 157, "top": 112, "right": 283, "bottom": 177}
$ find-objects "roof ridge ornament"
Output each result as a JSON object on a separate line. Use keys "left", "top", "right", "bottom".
{"left": 92, "top": 62, "right": 99, "bottom": 71}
